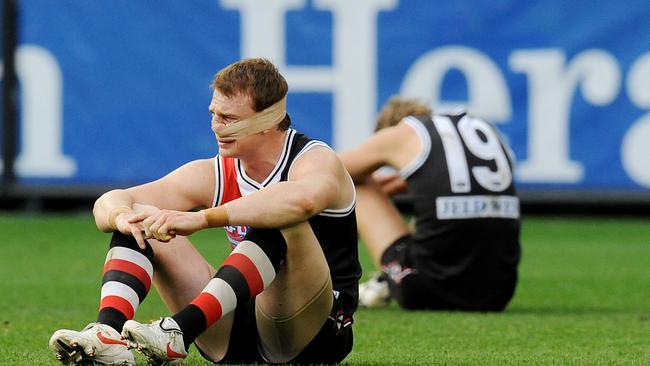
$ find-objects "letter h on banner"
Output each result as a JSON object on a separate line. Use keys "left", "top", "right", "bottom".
{"left": 221, "top": 0, "right": 398, "bottom": 150}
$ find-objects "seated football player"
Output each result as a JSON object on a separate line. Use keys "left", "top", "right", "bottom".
{"left": 339, "top": 97, "right": 521, "bottom": 311}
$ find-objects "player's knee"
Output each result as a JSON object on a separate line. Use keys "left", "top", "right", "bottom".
{"left": 109, "top": 231, "right": 154, "bottom": 260}
{"left": 242, "top": 228, "right": 287, "bottom": 271}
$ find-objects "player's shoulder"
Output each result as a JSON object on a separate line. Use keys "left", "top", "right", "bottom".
{"left": 293, "top": 141, "right": 336, "bottom": 164}
{"left": 377, "top": 116, "right": 426, "bottom": 146}
{"left": 168, "top": 157, "right": 213, "bottom": 173}
{"left": 369, "top": 119, "right": 413, "bottom": 144}
{"left": 289, "top": 131, "right": 333, "bottom": 158}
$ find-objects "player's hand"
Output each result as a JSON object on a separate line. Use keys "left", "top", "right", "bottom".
{"left": 137, "top": 210, "right": 208, "bottom": 242}
{"left": 372, "top": 172, "right": 407, "bottom": 196}
{"left": 114, "top": 211, "right": 148, "bottom": 249}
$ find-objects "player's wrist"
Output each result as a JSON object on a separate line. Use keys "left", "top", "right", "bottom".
{"left": 108, "top": 206, "right": 132, "bottom": 230}
{"left": 201, "top": 206, "right": 230, "bottom": 228}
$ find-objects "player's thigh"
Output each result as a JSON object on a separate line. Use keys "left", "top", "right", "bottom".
{"left": 256, "top": 222, "right": 331, "bottom": 316}
{"left": 355, "top": 182, "right": 410, "bottom": 265}
{"left": 380, "top": 235, "right": 425, "bottom": 309}
{"left": 255, "top": 222, "right": 334, "bottom": 363}
{"left": 380, "top": 236, "right": 459, "bottom": 310}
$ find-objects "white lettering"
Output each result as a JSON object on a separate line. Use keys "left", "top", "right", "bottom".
{"left": 400, "top": 46, "right": 512, "bottom": 123}
{"left": 622, "top": 52, "right": 650, "bottom": 187}
{"left": 220, "top": 0, "right": 398, "bottom": 150}
{"left": 436, "top": 195, "right": 520, "bottom": 220}
{"left": 510, "top": 49, "right": 620, "bottom": 182}
{"left": 0, "top": 46, "right": 76, "bottom": 178}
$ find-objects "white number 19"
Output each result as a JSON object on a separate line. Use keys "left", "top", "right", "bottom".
{"left": 433, "top": 114, "right": 512, "bottom": 193}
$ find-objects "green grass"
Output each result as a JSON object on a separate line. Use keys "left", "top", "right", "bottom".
{"left": 0, "top": 213, "right": 649, "bottom": 365}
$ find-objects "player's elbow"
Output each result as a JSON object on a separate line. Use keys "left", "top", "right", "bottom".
{"left": 292, "top": 195, "right": 321, "bottom": 218}
{"left": 92, "top": 189, "right": 124, "bottom": 233}
{"left": 293, "top": 185, "right": 334, "bottom": 218}
{"left": 92, "top": 202, "right": 111, "bottom": 233}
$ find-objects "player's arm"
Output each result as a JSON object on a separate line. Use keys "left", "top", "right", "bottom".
{"left": 93, "top": 158, "right": 216, "bottom": 235}
{"left": 338, "top": 125, "right": 407, "bottom": 183}
{"left": 372, "top": 171, "right": 408, "bottom": 196}
{"left": 140, "top": 146, "right": 349, "bottom": 241}
{"left": 218, "top": 146, "right": 344, "bottom": 228}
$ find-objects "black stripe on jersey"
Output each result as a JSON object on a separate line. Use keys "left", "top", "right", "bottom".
{"left": 236, "top": 129, "right": 296, "bottom": 190}
{"left": 299, "top": 140, "right": 328, "bottom": 154}
{"left": 215, "top": 265, "right": 251, "bottom": 304}
{"left": 285, "top": 139, "right": 329, "bottom": 179}
{"left": 214, "top": 156, "right": 223, "bottom": 207}
{"left": 102, "top": 271, "right": 148, "bottom": 303}
{"left": 320, "top": 204, "right": 356, "bottom": 217}
{"left": 291, "top": 140, "right": 328, "bottom": 162}
{"left": 261, "top": 129, "right": 295, "bottom": 186}
{"left": 236, "top": 159, "right": 262, "bottom": 190}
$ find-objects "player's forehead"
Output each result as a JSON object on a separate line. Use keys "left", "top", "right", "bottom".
{"left": 209, "top": 90, "right": 253, "bottom": 114}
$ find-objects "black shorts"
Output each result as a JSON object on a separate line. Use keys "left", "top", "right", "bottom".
{"left": 380, "top": 235, "right": 515, "bottom": 311}
{"left": 197, "top": 293, "right": 353, "bottom": 364}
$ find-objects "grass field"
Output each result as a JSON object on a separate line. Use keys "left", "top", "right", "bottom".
{"left": 0, "top": 213, "right": 648, "bottom": 365}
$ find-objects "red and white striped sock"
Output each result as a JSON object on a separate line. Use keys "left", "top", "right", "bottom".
{"left": 191, "top": 240, "right": 278, "bottom": 324}
{"left": 97, "top": 232, "right": 154, "bottom": 332}
{"left": 172, "top": 228, "right": 287, "bottom": 348}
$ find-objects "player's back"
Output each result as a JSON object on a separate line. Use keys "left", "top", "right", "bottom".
{"left": 400, "top": 112, "right": 521, "bottom": 303}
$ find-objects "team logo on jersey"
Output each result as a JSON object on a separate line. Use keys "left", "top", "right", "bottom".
{"left": 381, "top": 261, "right": 417, "bottom": 284}
{"left": 328, "top": 308, "right": 352, "bottom": 334}
{"left": 224, "top": 225, "right": 249, "bottom": 247}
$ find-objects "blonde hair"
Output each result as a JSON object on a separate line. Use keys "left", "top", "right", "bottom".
{"left": 375, "top": 96, "right": 432, "bottom": 131}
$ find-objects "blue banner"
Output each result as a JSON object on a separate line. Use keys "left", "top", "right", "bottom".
{"left": 3, "top": 0, "right": 650, "bottom": 200}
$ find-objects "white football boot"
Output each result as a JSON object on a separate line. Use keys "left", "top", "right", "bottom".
{"left": 358, "top": 272, "right": 392, "bottom": 308}
{"left": 49, "top": 323, "right": 135, "bottom": 365}
{"left": 121, "top": 317, "right": 187, "bottom": 365}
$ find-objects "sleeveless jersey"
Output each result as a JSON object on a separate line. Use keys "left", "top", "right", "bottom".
{"left": 399, "top": 112, "right": 521, "bottom": 288}
{"left": 211, "top": 128, "right": 361, "bottom": 318}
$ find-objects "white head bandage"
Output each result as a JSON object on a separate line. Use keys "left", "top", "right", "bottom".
{"left": 215, "top": 96, "right": 287, "bottom": 139}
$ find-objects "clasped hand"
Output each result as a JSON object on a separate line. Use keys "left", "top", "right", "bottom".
{"left": 114, "top": 205, "right": 208, "bottom": 249}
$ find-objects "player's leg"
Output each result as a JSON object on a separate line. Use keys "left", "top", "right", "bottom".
{"left": 355, "top": 179, "right": 410, "bottom": 268}
{"left": 353, "top": 180, "right": 412, "bottom": 308}
{"left": 121, "top": 227, "right": 288, "bottom": 364}
{"left": 49, "top": 232, "right": 153, "bottom": 365}
{"left": 378, "top": 235, "right": 428, "bottom": 309}
{"left": 120, "top": 223, "right": 337, "bottom": 364}
{"left": 254, "top": 222, "right": 335, "bottom": 363}
{"left": 144, "top": 235, "right": 235, "bottom": 362}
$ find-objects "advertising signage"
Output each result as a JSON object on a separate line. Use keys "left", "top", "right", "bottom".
{"left": 3, "top": 1, "right": 650, "bottom": 202}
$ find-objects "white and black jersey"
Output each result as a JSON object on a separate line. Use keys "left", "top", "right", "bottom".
{"left": 211, "top": 129, "right": 362, "bottom": 318}
{"left": 397, "top": 112, "right": 521, "bottom": 304}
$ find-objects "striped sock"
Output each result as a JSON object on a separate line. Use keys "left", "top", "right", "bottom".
{"left": 97, "top": 232, "right": 154, "bottom": 332}
{"left": 172, "top": 228, "right": 286, "bottom": 348}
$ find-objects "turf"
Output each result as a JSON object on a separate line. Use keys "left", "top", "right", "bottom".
{"left": 0, "top": 213, "right": 648, "bottom": 365}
